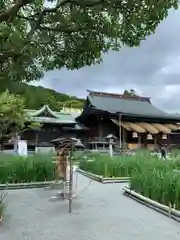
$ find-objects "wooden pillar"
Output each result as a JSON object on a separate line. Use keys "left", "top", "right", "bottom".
{"left": 99, "top": 124, "right": 102, "bottom": 139}
{"left": 122, "top": 128, "right": 125, "bottom": 149}
{"left": 98, "top": 117, "right": 102, "bottom": 139}
{"left": 154, "top": 136, "right": 157, "bottom": 150}
{"left": 138, "top": 134, "right": 141, "bottom": 149}
{"left": 35, "top": 132, "right": 39, "bottom": 146}
{"left": 168, "top": 133, "right": 170, "bottom": 146}
{"left": 119, "top": 114, "right": 122, "bottom": 148}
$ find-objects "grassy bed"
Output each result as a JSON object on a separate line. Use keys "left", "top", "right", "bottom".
{"left": 0, "top": 154, "right": 55, "bottom": 183}
{"left": 78, "top": 152, "right": 180, "bottom": 178}
{"left": 130, "top": 164, "right": 180, "bottom": 210}
{"left": 79, "top": 152, "right": 180, "bottom": 209}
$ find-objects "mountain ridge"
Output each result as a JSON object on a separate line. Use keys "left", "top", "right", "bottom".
{"left": 1, "top": 82, "right": 85, "bottom": 111}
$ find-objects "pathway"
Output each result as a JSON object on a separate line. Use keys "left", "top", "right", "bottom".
{"left": 0, "top": 174, "right": 180, "bottom": 240}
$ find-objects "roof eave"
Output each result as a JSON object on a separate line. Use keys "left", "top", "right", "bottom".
{"left": 27, "top": 118, "right": 76, "bottom": 125}
{"left": 115, "top": 111, "right": 180, "bottom": 122}
{"left": 88, "top": 107, "right": 180, "bottom": 122}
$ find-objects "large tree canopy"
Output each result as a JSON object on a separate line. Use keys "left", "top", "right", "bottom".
{"left": 0, "top": 0, "right": 178, "bottom": 83}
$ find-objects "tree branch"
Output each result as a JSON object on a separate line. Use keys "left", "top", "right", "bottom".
{"left": 1, "top": 0, "right": 70, "bottom": 23}
{"left": 0, "top": 0, "right": 111, "bottom": 66}
{"left": 69, "top": 0, "right": 106, "bottom": 7}
{"left": 6, "top": 127, "right": 32, "bottom": 138}
{"left": 28, "top": 0, "right": 107, "bottom": 36}
{"left": 3, "top": 0, "right": 107, "bottom": 24}
{"left": 0, "top": 0, "right": 32, "bottom": 23}
{"left": 38, "top": 24, "right": 95, "bottom": 33}
{"left": 27, "top": 0, "right": 70, "bottom": 38}
{"left": 0, "top": 51, "right": 23, "bottom": 63}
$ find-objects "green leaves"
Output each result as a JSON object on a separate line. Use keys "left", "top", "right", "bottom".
{"left": 27, "top": 122, "right": 42, "bottom": 130}
{"left": 0, "top": 0, "right": 179, "bottom": 83}
{"left": 0, "top": 90, "right": 26, "bottom": 139}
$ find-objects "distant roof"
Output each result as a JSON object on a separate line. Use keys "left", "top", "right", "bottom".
{"left": 85, "top": 90, "right": 180, "bottom": 120}
{"left": 25, "top": 105, "right": 81, "bottom": 124}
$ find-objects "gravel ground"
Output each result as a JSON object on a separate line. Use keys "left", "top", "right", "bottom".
{"left": 0, "top": 173, "right": 180, "bottom": 240}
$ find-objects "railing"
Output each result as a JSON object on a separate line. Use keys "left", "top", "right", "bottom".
{"left": 88, "top": 137, "right": 118, "bottom": 143}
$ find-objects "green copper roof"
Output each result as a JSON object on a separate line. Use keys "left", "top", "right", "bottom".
{"left": 25, "top": 105, "right": 78, "bottom": 124}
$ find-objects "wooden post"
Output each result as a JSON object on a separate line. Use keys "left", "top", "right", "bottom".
{"left": 99, "top": 120, "right": 102, "bottom": 139}
{"left": 35, "top": 132, "right": 39, "bottom": 147}
{"left": 138, "top": 134, "right": 141, "bottom": 149}
{"left": 119, "top": 114, "right": 122, "bottom": 149}
{"left": 154, "top": 136, "right": 157, "bottom": 150}
{"left": 68, "top": 142, "right": 73, "bottom": 213}
{"left": 122, "top": 128, "right": 126, "bottom": 150}
{"left": 49, "top": 138, "right": 77, "bottom": 213}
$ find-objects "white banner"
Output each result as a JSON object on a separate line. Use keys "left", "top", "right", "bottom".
{"left": 18, "top": 140, "right": 28, "bottom": 156}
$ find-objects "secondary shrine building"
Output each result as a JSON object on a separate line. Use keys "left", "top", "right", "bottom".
{"left": 76, "top": 90, "right": 180, "bottom": 150}
{"left": 4, "top": 105, "right": 87, "bottom": 151}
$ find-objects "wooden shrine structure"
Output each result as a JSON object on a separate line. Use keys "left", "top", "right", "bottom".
{"left": 50, "top": 137, "right": 80, "bottom": 213}
{"left": 76, "top": 90, "right": 180, "bottom": 151}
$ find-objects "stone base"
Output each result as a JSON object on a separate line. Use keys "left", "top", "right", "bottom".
{"left": 44, "top": 181, "right": 64, "bottom": 190}
{"left": 45, "top": 181, "right": 69, "bottom": 190}
{"left": 49, "top": 191, "right": 76, "bottom": 201}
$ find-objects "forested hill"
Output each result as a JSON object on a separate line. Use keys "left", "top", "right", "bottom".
{"left": 0, "top": 82, "right": 85, "bottom": 111}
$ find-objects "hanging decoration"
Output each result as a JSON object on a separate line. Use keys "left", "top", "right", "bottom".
{"left": 147, "top": 134, "right": 153, "bottom": 140}
{"left": 132, "top": 132, "right": 138, "bottom": 138}
{"left": 161, "top": 134, "right": 167, "bottom": 140}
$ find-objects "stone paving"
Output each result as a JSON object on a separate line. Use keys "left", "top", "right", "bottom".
{"left": 0, "top": 174, "right": 180, "bottom": 240}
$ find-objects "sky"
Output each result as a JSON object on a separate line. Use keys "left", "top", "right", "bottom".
{"left": 33, "top": 7, "right": 180, "bottom": 113}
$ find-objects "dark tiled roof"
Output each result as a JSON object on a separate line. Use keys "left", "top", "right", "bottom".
{"left": 87, "top": 91, "right": 179, "bottom": 120}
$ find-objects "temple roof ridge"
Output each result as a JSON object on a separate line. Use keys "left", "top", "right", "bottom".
{"left": 87, "top": 90, "right": 151, "bottom": 103}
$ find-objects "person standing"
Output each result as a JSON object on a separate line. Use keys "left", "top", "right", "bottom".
{"left": 160, "top": 145, "right": 166, "bottom": 160}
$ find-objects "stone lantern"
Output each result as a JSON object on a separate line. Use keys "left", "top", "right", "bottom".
{"left": 105, "top": 134, "right": 117, "bottom": 158}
